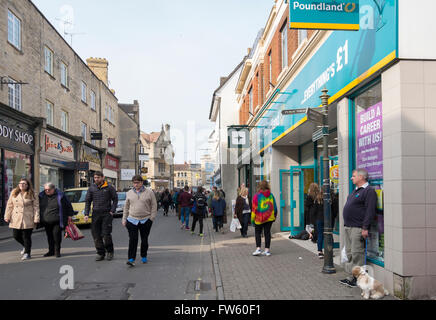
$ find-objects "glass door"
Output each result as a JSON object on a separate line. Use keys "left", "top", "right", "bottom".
{"left": 290, "top": 166, "right": 315, "bottom": 236}
{"left": 279, "top": 170, "right": 291, "bottom": 231}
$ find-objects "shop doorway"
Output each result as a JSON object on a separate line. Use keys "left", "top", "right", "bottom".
{"left": 290, "top": 166, "right": 315, "bottom": 236}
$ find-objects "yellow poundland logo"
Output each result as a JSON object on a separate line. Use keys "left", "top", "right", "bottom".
{"left": 292, "top": 1, "right": 357, "bottom": 13}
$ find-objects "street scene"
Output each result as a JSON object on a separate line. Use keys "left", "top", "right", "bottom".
{"left": 1, "top": 0, "right": 436, "bottom": 306}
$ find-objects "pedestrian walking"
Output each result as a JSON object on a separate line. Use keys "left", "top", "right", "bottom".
{"left": 339, "top": 169, "right": 377, "bottom": 288}
{"left": 84, "top": 171, "right": 118, "bottom": 261}
{"left": 208, "top": 186, "right": 218, "bottom": 230}
{"left": 190, "top": 187, "right": 208, "bottom": 237}
{"left": 4, "top": 178, "right": 40, "bottom": 260}
{"left": 123, "top": 176, "right": 157, "bottom": 267}
{"left": 306, "top": 183, "right": 325, "bottom": 259}
{"left": 211, "top": 190, "right": 226, "bottom": 233}
{"left": 251, "top": 180, "right": 278, "bottom": 257}
{"left": 161, "top": 189, "right": 171, "bottom": 216}
{"left": 178, "top": 185, "right": 193, "bottom": 230}
{"left": 39, "top": 183, "right": 74, "bottom": 258}
{"left": 235, "top": 186, "right": 251, "bottom": 238}
{"left": 173, "top": 189, "right": 180, "bottom": 218}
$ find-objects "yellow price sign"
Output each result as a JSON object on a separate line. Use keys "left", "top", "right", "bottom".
{"left": 330, "top": 165, "right": 339, "bottom": 183}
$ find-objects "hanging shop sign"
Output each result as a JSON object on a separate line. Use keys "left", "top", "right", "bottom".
{"left": 330, "top": 165, "right": 339, "bottom": 183}
{"left": 228, "top": 127, "right": 250, "bottom": 149}
{"left": 105, "top": 155, "right": 119, "bottom": 171}
{"left": 290, "top": 0, "right": 360, "bottom": 30}
{"left": 0, "top": 121, "right": 34, "bottom": 154}
{"left": 121, "top": 169, "right": 136, "bottom": 181}
{"left": 82, "top": 145, "right": 101, "bottom": 169}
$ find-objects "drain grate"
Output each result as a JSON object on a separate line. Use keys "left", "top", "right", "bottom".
{"left": 59, "top": 282, "right": 135, "bottom": 300}
{"left": 185, "top": 280, "right": 212, "bottom": 294}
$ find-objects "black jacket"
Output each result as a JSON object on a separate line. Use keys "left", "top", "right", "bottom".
{"left": 84, "top": 181, "right": 118, "bottom": 215}
{"left": 343, "top": 185, "right": 377, "bottom": 230}
{"left": 39, "top": 190, "right": 74, "bottom": 228}
{"left": 304, "top": 195, "right": 323, "bottom": 225}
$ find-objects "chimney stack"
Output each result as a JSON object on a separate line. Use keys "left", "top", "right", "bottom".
{"left": 86, "top": 57, "right": 109, "bottom": 86}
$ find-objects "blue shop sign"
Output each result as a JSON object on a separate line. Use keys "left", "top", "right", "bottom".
{"left": 258, "top": 0, "right": 397, "bottom": 152}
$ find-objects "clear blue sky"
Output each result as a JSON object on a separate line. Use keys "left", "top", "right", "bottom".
{"left": 32, "top": 0, "right": 273, "bottom": 164}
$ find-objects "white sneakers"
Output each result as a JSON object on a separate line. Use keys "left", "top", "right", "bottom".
{"left": 252, "top": 249, "right": 272, "bottom": 256}
{"left": 21, "top": 253, "right": 31, "bottom": 260}
{"left": 20, "top": 248, "right": 25, "bottom": 255}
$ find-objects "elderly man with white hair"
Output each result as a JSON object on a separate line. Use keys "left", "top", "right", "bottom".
{"left": 39, "top": 182, "right": 74, "bottom": 258}
{"left": 339, "top": 168, "right": 377, "bottom": 288}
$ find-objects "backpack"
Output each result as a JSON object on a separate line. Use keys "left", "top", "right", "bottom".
{"left": 196, "top": 195, "right": 206, "bottom": 208}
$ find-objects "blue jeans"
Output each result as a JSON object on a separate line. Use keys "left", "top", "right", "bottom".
{"left": 181, "top": 207, "right": 190, "bottom": 227}
{"left": 317, "top": 220, "right": 324, "bottom": 252}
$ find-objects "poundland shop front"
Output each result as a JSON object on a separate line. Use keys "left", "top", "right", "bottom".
{"left": 242, "top": 0, "right": 436, "bottom": 299}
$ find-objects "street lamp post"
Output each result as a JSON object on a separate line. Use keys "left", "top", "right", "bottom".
{"left": 320, "top": 88, "right": 336, "bottom": 274}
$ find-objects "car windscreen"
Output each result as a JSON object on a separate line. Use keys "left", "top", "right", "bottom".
{"left": 117, "top": 193, "right": 126, "bottom": 201}
{"left": 65, "top": 190, "right": 87, "bottom": 203}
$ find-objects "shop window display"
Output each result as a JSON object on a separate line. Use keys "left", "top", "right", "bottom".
{"left": 4, "top": 150, "right": 32, "bottom": 204}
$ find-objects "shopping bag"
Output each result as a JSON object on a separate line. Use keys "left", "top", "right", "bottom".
{"left": 230, "top": 218, "right": 241, "bottom": 232}
{"left": 64, "top": 222, "right": 84, "bottom": 241}
{"left": 341, "top": 246, "right": 349, "bottom": 264}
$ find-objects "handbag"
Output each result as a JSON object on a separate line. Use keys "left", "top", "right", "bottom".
{"left": 64, "top": 222, "right": 84, "bottom": 241}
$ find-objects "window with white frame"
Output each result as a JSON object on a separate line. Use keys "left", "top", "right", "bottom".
{"left": 159, "top": 163, "right": 165, "bottom": 173}
{"left": 90, "top": 128, "right": 97, "bottom": 146}
{"left": 105, "top": 104, "right": 114, "bottom": 124}
{"left": 8, "top": 78, "right": 21, "bottom": 111}
{"left": 8, "top": 10, "right": 21, "bottom": 50}
{"left": 248, "top": 87, "right": 253, "bottom": 115}
{"left": 281, "top": 24, "right": 288, "bottom": 70}
{"left": 81, "top": 122, "right": 87, "bottom": 142}
{"left": 90, "top": 91, "right": 96, "bottom": 110}
{"left": 298, "top": 29, "right": 308, "bottom": 47}
{"left": 44, "top": 46, "right": 54, "bottom": 75}
{"left": 61, "top": 110, "right": 69, "bottom": 133}
{"left": 81, "top": 81, "right": 87, "bottom": 103}
{"left": 46, "top": 101, "right": 54, "bottom": 126}
{"left": 60, "top": 61, "right": 68, "bottom": 87}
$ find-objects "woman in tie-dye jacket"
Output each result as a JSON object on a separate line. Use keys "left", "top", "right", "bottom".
{"left": 251, "top": 180, "right": 278, "bottom": 257}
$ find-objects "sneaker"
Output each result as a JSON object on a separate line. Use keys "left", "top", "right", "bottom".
{"left": 20, "top": 248, "right": 25, "bottom": 255}
{"left": 106, "top": 252, "right": 114, "bottom": 261}
{"left": 126, "top": 259, "right": 135, "bottom": 267}
{"left": 318, "top": 252, "right": 324, "bottom": 259}
{"left": 263, "top": 251, "right": 272, "bottom": 257}
{"left": 21, "top": 253, "right": 31, "bottom": 260}
{"left": 199, "top": 233, "right": 204, "bottom": 237}
{"left": 191, "top": 231, "right": 195, "bottom": 235}
{"left": 347, "top": 277, "right": 357, "bottom": 288}
{"left": 339, "top": 279, "right": 350, "bottom": 286}
{"left": 95, "top": 255, "right": 105, "bottom": 262}
{"left": 142, "top": 257, "right": 148, "bottom": 264}
{"left": 252, "top": 249, "right": 263, "bottom": 256}
{"left": 181, "top": 224, "right": 185, "bottom": 229}
{"left": 185, "top": 226, "right": 190, "bottom": 230}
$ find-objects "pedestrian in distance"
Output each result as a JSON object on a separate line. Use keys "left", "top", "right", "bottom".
{"left": 306, "top": 183, "right": 325, "bottom": 259}
{"left": 208, "top": 186, "right": 218, "bottom": 231}
{"left": 173, "top": 189, "right": 180, "bottom": 218}
{"left": 211, "top": 190, "right": 226, "bottom": 233}
{"left": 251, "top": 180, "right": 278, "bottom": 257}
{"left": 178, "top": 185, "right": 193, "bottom": 230}
{"left": 39, "top": 183, "right": 74, "bottom": 258}
{"left": 4, "top": 178, "right": 40, "bottom": 261}
{"left": 84, "top": 171, "right": 118, "bottom": 262}
{"left": 235, "top": 186, "right": 251, "bottom": 238}
{"left": 339, "top": 168, "right": 377, "bottom": 288}
{"left": 123, "top": 175, "right": 157, "bottom": 267}
{"left": 190, "top": 186, "right": 208, "bottom": 237}
{"left": 161, "top": 189, "right": 171, "bottom": 216}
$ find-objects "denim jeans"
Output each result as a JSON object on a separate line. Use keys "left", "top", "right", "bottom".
{"left": 316, "top": 220, "right": 324, "bottom": 252}
{"left": 181, "top": 207, "right": 190, "bottom": 227}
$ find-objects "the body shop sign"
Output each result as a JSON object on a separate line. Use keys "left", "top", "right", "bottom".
{"left": 0, "top": 124, "right": 34, "bottom": 154}
{"left": 290, "top": 0, "right": 360, "bottom": 30}
{"left": 356, "top": 102, "right": 383, "bottom": 181}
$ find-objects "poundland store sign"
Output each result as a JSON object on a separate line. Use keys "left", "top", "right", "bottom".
{"left": 290, "top": 0, "right": 360, "bottom": 30}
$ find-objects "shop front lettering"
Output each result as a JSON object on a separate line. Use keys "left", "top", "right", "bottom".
{"left": 82, "top": 153, "right": 100, "bottom": 165}
{"left": 0, "top": 125, "right": 33, "bottom": 145}
{"left": 45, "top": 135, "right": 73, "bottom": 154}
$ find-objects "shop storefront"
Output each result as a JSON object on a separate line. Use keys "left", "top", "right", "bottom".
{"left": 80, "top": 144, "right": 103, "bottom": 187}
{"left": 40, "top": 129, "right": 77, "bottom": 191}
{"left": 0, "top": 104, "right": 38, "bottom": 222}
{"left": 103, "top": 154, "right": 120, "bottom": 190}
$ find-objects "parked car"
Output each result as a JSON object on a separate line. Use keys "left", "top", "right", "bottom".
{"left": 64, "top": 188, "right": 92, "bottom": 225}
{"left": 115, "top": 192, "right": 126, "bottom": 217}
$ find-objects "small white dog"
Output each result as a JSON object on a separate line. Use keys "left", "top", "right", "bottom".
{"left": 352, "top": 266, "right": 389, "bottom": 300}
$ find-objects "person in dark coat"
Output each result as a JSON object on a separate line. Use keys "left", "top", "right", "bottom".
{"left": 307, "top": 183, "right": 324, "bottom": 259}
{"left": 161, "top": 189, "right": 172, "bottom": 216}
{"left": 235, "top": 186, "right": 251, "bottom": 238}
{"left": 211, "top": 191, "right": 226, "bottom": 233}
{"left": 190, "top": 187, "right": 208, "bottom": 236}
{"left": 39, "top": 182, "right": 74, "bottom": 258}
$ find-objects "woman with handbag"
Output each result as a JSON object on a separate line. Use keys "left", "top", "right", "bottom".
{"left": 235, "top": 186, "right": 251, "bottom": 238}
{"left": 4, "top": 178, "right": 40, "bottom": 261}
{"left": 39, "top": 183, "right": 75, "bottom": 258}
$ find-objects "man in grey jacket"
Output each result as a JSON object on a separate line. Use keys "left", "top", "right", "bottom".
{"left": 122, "top": 175, "right": 157, "bottom": 267}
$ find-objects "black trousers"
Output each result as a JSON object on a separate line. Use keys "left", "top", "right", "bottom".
{"left": 240, "top": 213, "right": 250, "bottom": 236}
{"left": 13, "top": 229, "right": 33, "bottom": 254}
{"left": 214, "top": 216, "right": 224, "bottom": 231}
{"left": 255, "top": 221, "right": 273, "bottom": 249}
{"left": 91, "top": 213, "right": 114, "bottom": 256}
{"left": 44, "top": 222, "right": 63, "bottom": 254}
{"left": 126, "top": 220, "right": 153, "bottom": 260}
{"left": 191, "top": 214, "right": 204, "bottom": 234}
